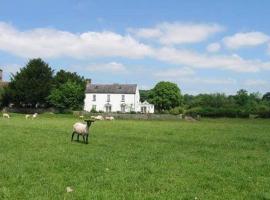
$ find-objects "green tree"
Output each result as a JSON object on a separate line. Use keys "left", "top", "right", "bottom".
{"left": 262, "top": 92, "right": 270, "bottom": 101}
{"left": 8, "top": 58, "right": 53, "bottom": 107}
{"left": 149, "top": 81, "right": 182, "bottom": 111}
{"left": 53, "top": 70, "right": 85, "bottom": 88}
{"left": 139, "top": 90, "right": 151, "bottom": 102}
{"left": 234, "top": 89, "right": 249, "bottom": 107}
{"left": 47, "top": 81, "right": 85, "bottom": 111}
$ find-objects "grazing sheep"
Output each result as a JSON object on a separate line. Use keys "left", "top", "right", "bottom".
{"left": 94, "top": 115, "right": 104, "bottom": 120}
{"left": 32, "top": 113, "right": 38, "bottom": 119}
{"left": 184, "top": 116, "right": 197, "bottom": 122}
{"left": 71, "top": 119, "right": 94, "bottom": 144}
{"left": 105, "top": 116, "right": 114, "bottom": 121}
{"left": 3, "top": 113, "right": 10, "bottom": 118}
{"left": 25, "top": 114, "right": 31, "bottom": 119}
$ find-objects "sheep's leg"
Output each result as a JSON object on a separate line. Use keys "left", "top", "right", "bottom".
{"left": 86, "top": 135, "right": 89, "bottom": 144}
{"left": 77, "top": 134, "right": 80, "bottom": 141}
{"left": 71, "top": 132, "right": 75, "bottom": 141}
{"left": 82, "top": 135, "right": 86, "bottom": 144}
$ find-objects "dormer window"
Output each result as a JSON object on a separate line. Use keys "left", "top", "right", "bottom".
{"left": 121, "top": 95, "right": 125, "bottom": 102}
{"left": 107, "top": 94, "right": 110, "bottom": 102}
{"left": 92, "top": 94, "right": 96, "bottom": 101}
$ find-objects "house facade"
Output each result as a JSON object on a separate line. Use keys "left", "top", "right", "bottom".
{"left": 84, "top": 82, "right": 154, "bottom": 113}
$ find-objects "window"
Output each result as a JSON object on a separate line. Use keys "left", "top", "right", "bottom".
{"left": 121, "top": 95, "right": 125, "bottom": 102}
{"left": 121, "top": 104, "right": 125, "bottom": 112}
{"left": 92, "top": 94, "right": 96, "bottom": 101}
{"left": 106, "top": 105, "right": 112, "bottom": 112}
{"left": 107, "top": 94, "right": 110, "bottom": 102}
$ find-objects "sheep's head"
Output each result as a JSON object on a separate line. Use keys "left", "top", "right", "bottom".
{"left": 84, "top": 119, "right": 95, "bottom": 127}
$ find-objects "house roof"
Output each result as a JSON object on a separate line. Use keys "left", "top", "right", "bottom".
{"left": 86, "top": 84, "right": 137, "bottom": 94}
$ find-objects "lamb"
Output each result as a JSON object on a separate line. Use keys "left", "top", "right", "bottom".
{"left": 25, "top": 114, "right": 31, "bottom": 119}
{"left": 32, "top": 113, "right": 38, "bottom": 119}
{"left": 3, "top": 113, "right": 10, "bottom": 118}
{"left": 71, "top": 119, "right": 94, "bottom": 144}
{"left": 105, "top": 116, "right": 114, "bottom": 120}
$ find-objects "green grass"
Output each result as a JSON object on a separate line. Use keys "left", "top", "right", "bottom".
{"left": 0, "top": 114, "right": 270, "bottom": 199}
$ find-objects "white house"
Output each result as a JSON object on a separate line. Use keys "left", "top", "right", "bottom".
{"left": 84, "top": 82, "right": 154, "bottom": 113}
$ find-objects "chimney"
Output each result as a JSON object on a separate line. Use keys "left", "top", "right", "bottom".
{"left": 86, "top": 79, "right": 91, "bottom": 86}
{"left": 0, "top": 69, "right": 2, "bottom": 82}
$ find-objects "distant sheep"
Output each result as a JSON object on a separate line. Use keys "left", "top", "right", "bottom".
{"left": 25, "top": 114, "right": 31, "bottom": 119}
{"left": 32, "top": 113, "right": 38, "bottom": 119}
{"left": 71, "top": 120, "right": 94, "bottom": 144}
{"left": 3, "top": 113, "right": 10, "bottom": 118}
{"left": 105, "top": 116, "right": 114, "bottom": 121}
{"left": 93, "top": 115, "right": 104, "bottom": 120}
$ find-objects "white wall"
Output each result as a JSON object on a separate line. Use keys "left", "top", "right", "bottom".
{"left": 84, "top": 92, "right": 139, "bottom": 112}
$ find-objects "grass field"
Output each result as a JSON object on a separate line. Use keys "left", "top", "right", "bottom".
{"left": 0, "top": 114, "right": 270, "bottom": 199}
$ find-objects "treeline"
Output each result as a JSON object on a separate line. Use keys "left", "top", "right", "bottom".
{"left": 1, "top": 58, "right": 270, "bottom": 118}
{"left": 141, "top": 82, "right": 270, "bottom": 118}
{"left": 0, "top": 58, "right": 86, "bottom": 111}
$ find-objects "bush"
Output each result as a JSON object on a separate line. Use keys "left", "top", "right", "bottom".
{"left": 185, "top": 107, "right": 249, "bottom": 118}
{"left": 169, "top": 107, "right": 184, "bottom": 115}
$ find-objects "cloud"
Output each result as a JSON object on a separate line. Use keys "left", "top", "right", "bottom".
{"left": 206, "top": 42, "right": 221, "bottom": 52}
{"left": 223, "top": 32, "right": 270, "bottom": 49}
{"left": 0, "top": 22, "right": 153, "bottom": 59}
{"left": 243, "top": 79, "right": 268, "bottom": 86}
{"left": 86, "top": 62, "right": 127, "bottom": 73}
{"left": 129, "top": 22, "right": 224, "bottom": 45}
{"left": 153, "top": 47, "right": 270, "bottom": 72}
{"left": 154, "top": 67, "right": 195, "bottom": 78}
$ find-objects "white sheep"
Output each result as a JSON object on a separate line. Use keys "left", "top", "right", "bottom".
{"left": 94, "top": 115, "right": 104, "bottom": 120}
{"left": 32, "top": 113, "right": 38, "bottom": 119}
{"left": 25, "top": 114, "right": 31, "bottom": 119}
{"left": 105, "top": 116, "right": 114, "bottom": 121}
{"left": 71, "top": 119, "right": 95, "bottom": 144}
{"left": 3, "top": 113, "right": 10, "bottom": 118}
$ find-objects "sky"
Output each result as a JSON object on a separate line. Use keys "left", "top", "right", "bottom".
{"left": 0, "top": 0, "right": 270, "bottom": 94}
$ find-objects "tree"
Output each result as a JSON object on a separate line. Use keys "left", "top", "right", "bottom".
{"left": 234, "top": 89, "right": 249, "bottom": 107}
{"left": 263, "top": 92, "right": 270, "bottom": 101}
{"left": 139, "top": 90, "right": 151, "bottom": 102}
{"left": 8, "top": 58, "right": 53, "bottom": 107}
{"left": 47, "top": 81, "right": 85, "bottom": 111}
{"left": 149, "top": 81, "right": 182, "bottom": 111}
{"left": 53, "top": 70, "right": 85, "bottom": 88}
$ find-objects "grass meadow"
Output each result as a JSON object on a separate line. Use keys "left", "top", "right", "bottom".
{"left": 0, "top": 114, "right": 270, "bottom": 199}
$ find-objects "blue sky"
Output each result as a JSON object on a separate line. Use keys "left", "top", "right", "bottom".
{"left": 0, "top": 0, "right": 270, "bottom": 94}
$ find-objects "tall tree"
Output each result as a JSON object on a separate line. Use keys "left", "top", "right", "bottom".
{"left": 149, "top": 81, "right": 182, "bottom": 111}
{"left": 8, "top": 58, "right": 54, "bottom": 107}
{"left": 263, "top": 92, "right": 270, "bottom": 102}
{"left": 53, "top": 70, "right": 85, "bottom": 88}
{"left": 234, "top": 89, "right": 249, "bottom": 107}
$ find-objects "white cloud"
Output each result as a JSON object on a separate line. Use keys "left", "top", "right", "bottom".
{"left": 0, "top": 22, "right": 153, "bottom": 59}
{"left": 223, "top": 32, "right": 270, "bottom": 49}
{"left": 130, "top": 22, "right": 224, "bottom": 45}
{"left": 153, "top": 47, "right": 270, "bottom": 72}
{"left": 86, "top": 62, "right": 127, "bottom": 73}
{"left": 206, "top": 42, "right": 221, "bottom": 52}
{"left": 243, "top": 79, "right": 268, "bottom": 86}
{"left": 154, "top": 67, "right": 195, "bottom": 78}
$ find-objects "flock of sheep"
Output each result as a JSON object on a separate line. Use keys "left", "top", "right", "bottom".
{"left": 2, "top": 112, "right": 114, "bottom": 144}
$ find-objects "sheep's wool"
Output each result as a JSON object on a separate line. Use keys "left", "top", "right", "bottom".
{"left": 73, "top": 122, "right": 88, "bottom": 134}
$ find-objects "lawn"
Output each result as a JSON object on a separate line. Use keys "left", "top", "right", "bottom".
{"left": 0, "top": 114, "right": 270, "bottom": 199}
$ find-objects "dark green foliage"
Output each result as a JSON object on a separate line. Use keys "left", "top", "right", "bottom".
{"left": 148, "top": 81, "right": 182, "bottom": 111}
{"left": 169, "top": 106, "right": 184, "bottom": 115}
{"left": 47, "top": 81, "right": 85, "bottom": 111}
{"left": 262, "top": 92, "right": 270, "bottom": 102}
{"left": 7, "top": 58, "right": 54, "bottom": 107}
{"left": 139, "top": 90, "right": 151, "bottom": 102}
{"left": 53, "top": 69, "right": 85, "bottom": 89}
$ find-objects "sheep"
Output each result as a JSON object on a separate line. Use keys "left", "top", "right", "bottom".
{"left": 3, "top": 113, "right": 10, "bottom": 118}
{"left": 105, "top": 116, "right": 114, "bottom": 121}
{"left": 32, "top": 113, "right": 38, "bottom": 119}
{"left": 94, "top": 115, "right": 104, "bottom": 120}
{"left": 25, "top": 114, "right": 31, "bottom": 119}
{"left": 71, "top": 119, "right": 95, "bottom": 144}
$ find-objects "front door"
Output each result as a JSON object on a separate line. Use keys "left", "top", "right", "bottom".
{"left": 106, "top": 105, "right": 112, "bottom": 112}
{"left": 141, "top": 106, "right": 147, "bottom": 113}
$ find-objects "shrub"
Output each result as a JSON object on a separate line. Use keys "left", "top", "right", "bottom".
{"left": 169, "top": 107, "right": 184, "bottom": 115}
